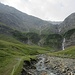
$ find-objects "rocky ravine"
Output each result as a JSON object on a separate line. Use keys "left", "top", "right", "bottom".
{"left": 21, "top": 55, "right": 75, "bottom": 75}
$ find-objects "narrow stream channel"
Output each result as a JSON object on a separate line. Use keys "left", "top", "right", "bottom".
{"left": 21, "top": 54, "right": 75, "bottom": 75}
{"left": 35, "top": 54, "right": 55, "bottom": 75}
{"left": 21, "top": 54, "right": 56, "bottom": 75}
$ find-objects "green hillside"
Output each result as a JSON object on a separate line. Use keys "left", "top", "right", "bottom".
{"left": 48, "top": 46, "right": 75, "bottom": 58}
{"left": 0, "top": 3, "right": 75, "bottom": 75}
{"left": 0, "top": 34, "right": 51, "bottom": 75}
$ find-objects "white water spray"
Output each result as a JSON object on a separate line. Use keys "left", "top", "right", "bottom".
{"left": 62, "top": 38, "right": 65, "bottom": 50}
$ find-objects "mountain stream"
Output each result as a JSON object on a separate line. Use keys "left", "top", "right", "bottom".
{"left": 21, "top": 54, "right": 56, "bottom": 75}
{"left": 35, "top": 55, "right": 55, "bottom": 75}
{"left": 21, "top": 54, "right": 75, "bottom": 75}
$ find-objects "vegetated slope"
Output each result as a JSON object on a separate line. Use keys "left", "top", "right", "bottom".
{"left": 0, "top": 32, "right": 51, "bottom": 75}
{"left": 1, "top": 3, "right": 75, "bottom": 50}
{"left": 0, "top": 3, "right": 56, "bottom": 34}
{"left": 61, "top": 28, "right": 75, "bottom": 48}
{"left": 0, "top": 22, "right": 30, "bottom": 44}
{"left": 48, "top": 28, "right": 75, "bottom": 57}
{"left": 0, "top": 23, "right": 62, "bottom": 50}
{"left": 40, "top": 24, "right": 59, "bottom": 35}
{"left": 45, "top": 34, "right": 62, "bottom": 50}
{"left": 48, "top": 46, "right": 75, "bottom": 58}
{"left": 0, "top": 22, "right": 51, "bottom": 75}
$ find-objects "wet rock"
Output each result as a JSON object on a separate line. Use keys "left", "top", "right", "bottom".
{"left": 21, "top": 58, "right": 37, "bottom": 75}
{"left": 31, "top": 65, "right": 36, "bottom": 69}
{"left": 21, "top": 55, "right": 75, "bottom": 75}
{"left": 21, "top": 68, "right": 28, "bottom": 75}
{"left": 45, "top": 60, "right": 50, "bottom": 64}
{"left": 41, "top": 71, "right": 47, "bottom": 75}
{"left": 47, "top": 56, "right": 75, "bottom": 75}
{"left": 24, "top": 60, "right": 31, "bottom": 66}
{"left": 27, "top": 72, "right": 33, "bottom": 75}
{"left": 30, "top": 58, "right": 37, "bottom": 64}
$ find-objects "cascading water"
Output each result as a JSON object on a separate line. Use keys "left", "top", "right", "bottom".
{"left": 36, "top": 57, "right": 46, "bottom": 71}
{"left": 21, "top": 54, "right": 56, "bottom": 75}
{"left": 35, "top": 55, "right": 55, "bottom": 75}
{"left": 62, "top": 38, "right": 65, "bottom": 50}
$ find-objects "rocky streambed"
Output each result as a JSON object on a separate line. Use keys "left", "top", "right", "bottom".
{"left": 45, "top": 56, "right": 75, "bottom": 75}
{"left": 21, "top": 55, "right": 75, "bottom": 75}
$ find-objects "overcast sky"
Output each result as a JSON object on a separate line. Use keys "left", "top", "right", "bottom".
{"left": 0, "top": 0, "right": 75, "bottom": 21}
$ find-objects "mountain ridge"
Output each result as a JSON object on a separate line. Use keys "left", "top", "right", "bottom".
{"left": 59, "top": 12, "right": 75, "bottom": 34}
{"left": 0, "top": 3, "right": 56, "bottom": 34}
{"left": 0, "top": 3, "right": 75, "bottom": 49}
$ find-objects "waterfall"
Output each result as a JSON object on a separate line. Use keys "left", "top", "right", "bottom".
{"left": 62, "top": 38, "right": 65, "bottom": 50}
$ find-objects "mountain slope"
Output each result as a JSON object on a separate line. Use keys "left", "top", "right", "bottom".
{"left": 0, "top": 33, "right": 51, "bottom": 75}
{"left": 58, "top": 13, "right": 75, "bottom": 49}
{"left": 0, "top": 3, "right": 55, "bottom": 34}
{"left": 59, "top": 13, "right": 75, "bottom": 34}
{"left": 0, "top": 21, "right": 52, "bottom": 75}
{"left": 48, "top": 46, "right": 75, "bottom": 58}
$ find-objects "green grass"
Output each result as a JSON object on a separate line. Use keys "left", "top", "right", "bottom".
{"left": 0, "top": 40, "right": 50, "bottom": 55}
{"left": 0, "top": 34, "right": 50, "bottom": 75}
{"left": 0, "top": 34, "right": 22, "bottom": 44}
{"left": 48, "top": 46, "right": 75, "bottom": 58}
{"left": 1, "top": 33, "right": 75, "bottom": 75}
{"left": 0, "top": 56, "right": 18, "bottom": 75}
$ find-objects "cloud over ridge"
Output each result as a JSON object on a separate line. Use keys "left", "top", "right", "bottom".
{"left": 0, "top": 0, "right": 75, "bottom": 21}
